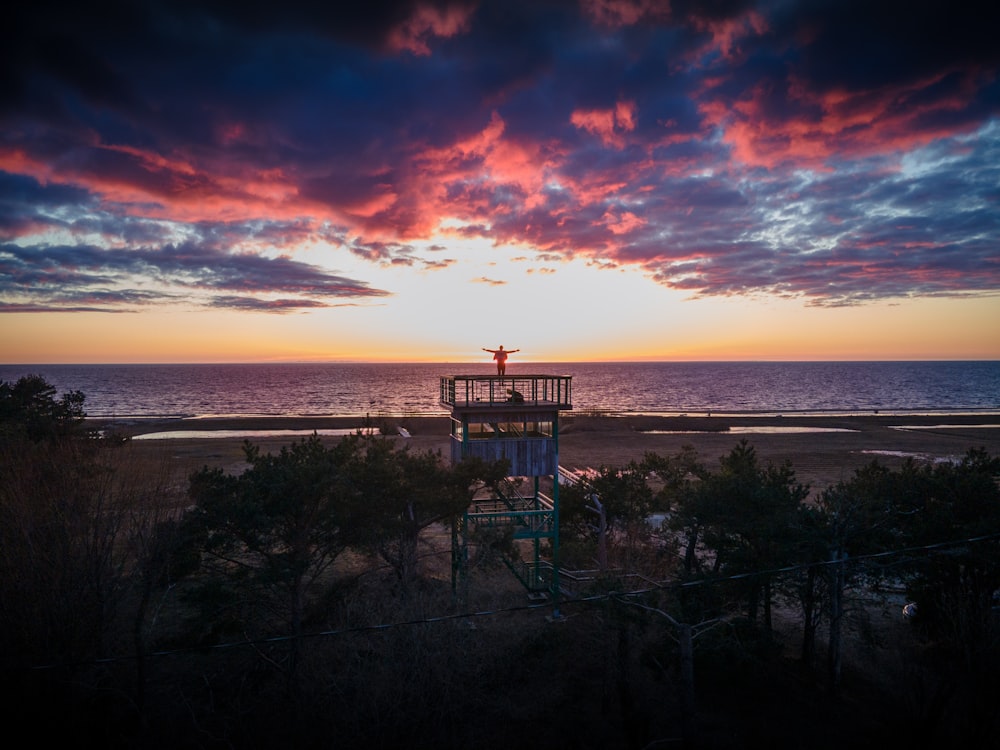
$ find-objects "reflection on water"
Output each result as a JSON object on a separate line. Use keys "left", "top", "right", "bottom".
{"left": 889, "top": 424, "right": 1000, "bottom": 431}
{"left": 642, "top": 426, "right": 857, "bottom": 435}
{"left": 133, "top": 428, "right": 372, "bottom": 440}
{"left": 729, "top": 426, "right": 856, "bottom": 434}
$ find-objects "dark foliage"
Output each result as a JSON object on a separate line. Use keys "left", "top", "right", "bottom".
{"left": 2, "top": 387, "right": 998, "bottom": 748}
{"left": 0, "top": 373, "right": 88, "bottom": 442}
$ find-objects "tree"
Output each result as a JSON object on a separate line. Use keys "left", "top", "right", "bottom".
{"left": 127, "top": 495, "right": 204, "bottom": 714}
{"left": 893, "top": 448, "right": 1000, "bottom": 743}
{"left": 899, "top": 449, "right": 1000, "bottom": 644}
{"left": 797, "top": 460, "right": 900, "bottom": 689}
{"left": 0, "top": 375, "right": 123, "bottom": 673}
{"left": 189, "top": 434, "right": 355, "bottom": 681}
{"left": 559, "top": 450, "right": 699, "bottom": 575}
{"left": 560, "top": 459, "right": 657, "bottom": 571}
{"left": 675, "top": 440, "right": 808, "bottom": 636}
{"left": 0, "top": 375, "right": 206, "bottom": 739}
{"left": 343, "top": 432, "right": 508, "bottom": 592}
{"left": 0, "top": 373, "right": 87, "bottom": 443}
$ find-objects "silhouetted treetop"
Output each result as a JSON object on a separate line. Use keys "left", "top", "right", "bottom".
{"left": 0, "top": 374, "right": 87, "bottom": 443}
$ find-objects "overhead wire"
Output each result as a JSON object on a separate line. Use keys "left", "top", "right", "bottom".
{"left": 28, "top": 529, "right": 1000, "bottom": 671}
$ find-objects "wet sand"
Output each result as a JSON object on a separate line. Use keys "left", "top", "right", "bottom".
{"left": 100, "top": 412, "right": 999, "bottom": 494}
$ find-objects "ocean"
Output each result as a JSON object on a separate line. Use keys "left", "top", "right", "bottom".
{"left": 1, "top": 361, "right": 998, "bottom": 419}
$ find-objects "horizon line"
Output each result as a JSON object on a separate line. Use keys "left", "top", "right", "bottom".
{"left": 2, "top": 358, "right": 998, "bottom": 367}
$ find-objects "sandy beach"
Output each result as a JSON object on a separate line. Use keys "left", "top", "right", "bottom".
{"left": 105, "top": 412, "right": 999, "bottom": 495}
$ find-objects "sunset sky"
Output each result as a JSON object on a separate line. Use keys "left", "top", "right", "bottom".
{"left": 2, "top": 0, "right": 999, "bottom": 364}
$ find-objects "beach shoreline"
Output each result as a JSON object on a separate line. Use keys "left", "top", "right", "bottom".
{"left": 99, "top": 413, "right": 999, "bottom": 495}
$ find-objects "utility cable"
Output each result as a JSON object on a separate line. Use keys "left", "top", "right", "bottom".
{"left": 27, "top": 529, "right": 1000, "bottom": 671}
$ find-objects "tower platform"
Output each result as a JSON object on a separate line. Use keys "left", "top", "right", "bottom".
{"left": 439, "top": 374, "right": 572, "bottom": 411}
{"left": 443, "top": 373, "right": 572, "bottom": 607}
{"left": 440, "top": 374, "right": 572, "bottom": 475}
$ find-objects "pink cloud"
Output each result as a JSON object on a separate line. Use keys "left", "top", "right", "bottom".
{"left": 388, "top": 110, "right": 566, "bottom": 236}
{"left": 387, "top": 2, "right": 476, "bottom": 55}
{"left": 702, "top": 69, "right": 990, "bottom": 169}
{"left": 0, "top": 137, "right": 353, "bottom": 230}
{"left": 599, "top": 208, "right": 646, "bottom": 235}
{"left": 570, "top": 100, "right": 638, "bottom": 148}
{"left": 689, "top": 11, "right": 769, "bottom": 61}
{"left": 0, "top": 148, "right": 59, "bottom": 187}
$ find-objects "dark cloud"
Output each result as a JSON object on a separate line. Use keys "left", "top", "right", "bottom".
{"left": 772, "top": 0, "right": 1000, "bottom": 91}
{"left": 168, "top": 0, "right": 480, "bottom": 49}
{"left": 0, "top": 303, "right": 135, "bottom": 314}
{"left": 1, "top": 0, "right": 997, "bottom": 311}
{"left": 206, "top": 296, "right": 339, "bottom": 313}
{"left": 0, "top": 239, "right": 390, "bottom": 311}
{"left": 0, "top": 172, "right": 95, "bottom": 237}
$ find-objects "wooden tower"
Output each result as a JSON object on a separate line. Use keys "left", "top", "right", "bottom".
{"left": 440, "top": 373, "right": 572, "bottom": 608}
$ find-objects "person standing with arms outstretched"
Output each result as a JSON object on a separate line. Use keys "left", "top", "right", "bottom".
{"left": 483, "top": 345, "right": 519, "bottom": 376}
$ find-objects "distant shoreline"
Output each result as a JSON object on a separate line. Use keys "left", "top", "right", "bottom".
{"left": 109, "top": 411, "right": 1000, "bottom": 494}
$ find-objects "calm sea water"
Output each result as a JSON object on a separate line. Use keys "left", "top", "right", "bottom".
{"left": 1, "top": 361, "right": 998, "bottom": 419}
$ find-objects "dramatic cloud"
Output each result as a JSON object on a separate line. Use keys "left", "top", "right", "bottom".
{"left": 2, "top": 0, "right": 998, "bottom": 313}
{"left": 0, "top": 237, "right": 390, "bottom": 313}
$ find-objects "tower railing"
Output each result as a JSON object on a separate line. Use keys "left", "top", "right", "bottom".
{"left": 440, "top": 374, "right": 572, "bottom": 409}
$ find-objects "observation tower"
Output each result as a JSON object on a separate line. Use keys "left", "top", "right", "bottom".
{"left": 440, "top": 373, "right": 572, "bottom": 609}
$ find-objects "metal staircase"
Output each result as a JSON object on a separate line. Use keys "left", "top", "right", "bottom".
{"left": 442, "top": 373, "right": 571, "bottom": 608}
{"left": 463, "top": 478, "right": 556, "bottom": 592}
